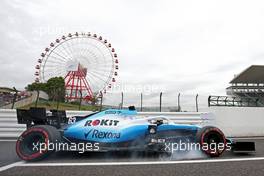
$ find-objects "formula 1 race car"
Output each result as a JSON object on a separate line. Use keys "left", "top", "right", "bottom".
{"left": 15, "top": 106, "right": 255, "bottom": 161}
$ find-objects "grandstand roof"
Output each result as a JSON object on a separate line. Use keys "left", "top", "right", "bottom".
{"left": 230, "top": 65, "right": 264, "bottom": 83}
{"left": 0, "top": 87, "right": 15, "bottom": 93}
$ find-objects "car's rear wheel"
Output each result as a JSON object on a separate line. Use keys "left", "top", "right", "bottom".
{"left": 197, "top": 126, "right": 226, "bottom": 157}
{"left": 16, "top": 125, "right": 61, "bottom": 161}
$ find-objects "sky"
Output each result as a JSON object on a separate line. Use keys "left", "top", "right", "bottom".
{"left": 1, "top": 0, "right": 264, "bottom": 110}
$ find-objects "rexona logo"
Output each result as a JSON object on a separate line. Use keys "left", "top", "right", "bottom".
{"left": 84, "top": 129, "right": 121, "bottom": 139}
{"left": 84, "top": 119, "right": 119, "bottom": 127}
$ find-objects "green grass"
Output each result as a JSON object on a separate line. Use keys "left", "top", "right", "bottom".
{"left": 20, "top": 100, "right": 100, "bottom": 111}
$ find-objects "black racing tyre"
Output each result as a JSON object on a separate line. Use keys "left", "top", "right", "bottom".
{"left": 196, "top": 126, "right": 226, "bottom": 157}
{"left": 16, "top": 125, "right": 61, "bottom": 161}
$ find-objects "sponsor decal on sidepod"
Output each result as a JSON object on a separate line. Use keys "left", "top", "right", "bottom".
{"left": 84, "top": 129, "right": 121, "bottom": 139}
{"left": 84, "top": 119, "right": 119, "bottom": 127}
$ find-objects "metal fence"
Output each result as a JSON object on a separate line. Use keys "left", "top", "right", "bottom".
{"left": 101, "top": 92, "right": 209, "bottom": 112}
{"left": 0, "top": 89, "right": 211, "bottom": 113}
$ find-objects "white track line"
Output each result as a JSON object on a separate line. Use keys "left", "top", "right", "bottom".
{"left": 0, "top": 137, "right": 264, "bottom": 142}
{"left": 0, "top": 139, "right": 16, "bottom": 142}
{"left": 230, "top": 137, "right": 264, "bottom": 140}
{"left": 1, "top": 157, "right": 264, "bottom": 171}
{"left": 18, "top": 157, "right": 264, "bottom": 167}
{"left": 0, "top": 161, "right": 24, "bottom": 172}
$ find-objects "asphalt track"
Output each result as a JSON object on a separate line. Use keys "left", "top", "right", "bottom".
{"left": 0, "top": 138, "right": 264, "bottom": 176}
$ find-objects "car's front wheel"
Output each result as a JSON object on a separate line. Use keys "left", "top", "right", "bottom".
{"left": 196, "top": 126, "right": 226, "bottom": 157}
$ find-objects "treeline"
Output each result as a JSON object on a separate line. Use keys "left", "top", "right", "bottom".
{"left": 26, "top": 77, "right": 65, "bottom": 102}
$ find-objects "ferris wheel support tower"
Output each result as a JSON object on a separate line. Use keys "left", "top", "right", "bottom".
{"left": 64, "top": 63, "right": 93, "bottom": 100}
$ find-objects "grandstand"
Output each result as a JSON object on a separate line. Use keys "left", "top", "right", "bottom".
{"left": 0, "top": 87, "right": 31, "bottom": 107}
{"left": 209, "top": 65, "right": 264, "bottom": 107}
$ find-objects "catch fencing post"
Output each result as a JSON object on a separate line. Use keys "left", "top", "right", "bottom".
{"left": 78, "top": 90, "right": 82, "bottom": 110}
{"left": 195, "top": 94, "right": 199, "bottom": 112}
{"left": 35, "top": 90, "right": 40, "bottom": 107}
{"left": 11, "top": 87, "right": 18, "bottom": 109}
{"left": 99, "top": 92, "right": 103, "bottom": 112}
{"left": 121, "top": 92, "right": 124, "bottom": 109}
{"left": 140, "top": 93, "right": 143, "bottom": 112}
{"left": 159, "top": 92, "right": 162, "bottom": 112}
{"left": 178, "top": 93, "right": 181, "bottom": 112}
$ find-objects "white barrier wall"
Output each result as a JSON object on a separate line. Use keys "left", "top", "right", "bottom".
{"left": 0, "top": 109, "right": 95, "bottom": 138}
{"left": 204, "top": 107, "right": 264, "bottom": 137}
{"left": 0, "top": 107, "right": 264, "bottom": 138}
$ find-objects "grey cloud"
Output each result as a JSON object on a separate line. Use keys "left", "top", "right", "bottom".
{"left": 1, "top": 0, "right": 264, "bottom": 107}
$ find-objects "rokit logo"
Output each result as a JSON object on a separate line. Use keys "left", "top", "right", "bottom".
{"left": 84, "top": 119, "right": 119, "bottom": 127}
{"left": 84, "top": 129, "right": 121, "bottom": 139}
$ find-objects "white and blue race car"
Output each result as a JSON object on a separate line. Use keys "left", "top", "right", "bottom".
{"left": 15, "top": 106, "right": 255, "bottom": 161}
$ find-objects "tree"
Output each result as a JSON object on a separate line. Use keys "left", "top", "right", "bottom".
{"left": 25, "top": 82, "right": 47, "bottom": 92}
{"left": 25, "top": 77, "right": 65, "bottom": 102}
{"left": 46, "top": 77, "right": 65, "bottom": 102}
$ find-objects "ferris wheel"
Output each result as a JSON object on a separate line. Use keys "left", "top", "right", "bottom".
{"left": 34, "top": 32, "right": 118, "bottom": 100}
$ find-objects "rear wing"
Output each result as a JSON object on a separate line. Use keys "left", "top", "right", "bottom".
{"left": 16, "top": 107, "right": 68, "bottom": 128}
